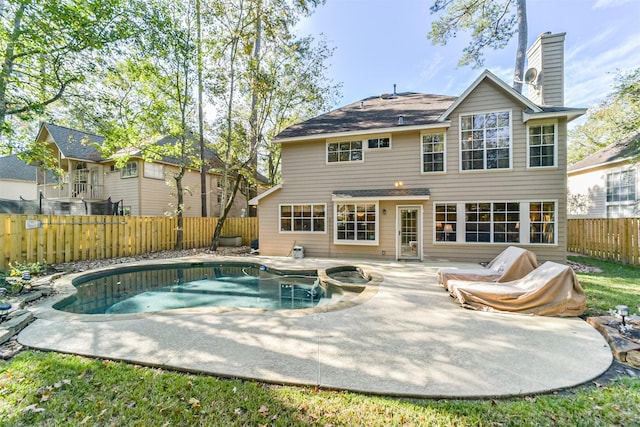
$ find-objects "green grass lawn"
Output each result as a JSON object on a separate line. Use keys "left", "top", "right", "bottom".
{"left": 1, "top": 256, "right": 639, "bottom": 426}
{"left": 568, "top": 255, "right": 640, "bottom": 318}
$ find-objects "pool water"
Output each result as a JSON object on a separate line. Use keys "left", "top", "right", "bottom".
{"left": 55, "top": 263, "right": 335, "bottom": 314}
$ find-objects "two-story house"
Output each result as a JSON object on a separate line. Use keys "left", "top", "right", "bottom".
{"left": 251, "top": 32, "right": 585, "bottom": 263}
{"left": 567, "top": 130, "right": 640, "bottom": 218}
{"left": 35, "top": 122, "right": 264, "bottom": 217}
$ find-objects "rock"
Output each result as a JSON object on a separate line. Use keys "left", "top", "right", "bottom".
{"left": 0, "top": 338, "right": 24, "bottom": 359}
{"left": 22, "top": 291, "right": 43, "bottom": 304}
{"left": 626, "top": 351, "right": 640, "bottom": 368}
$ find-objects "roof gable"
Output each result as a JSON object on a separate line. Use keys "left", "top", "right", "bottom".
{"left": 568, "top": 130, "right": 640, "bottom": 173}
{"left": 38, "top": 123, "right": 105, "bottom": 162}
{"left": 439, "top": 69, "right": 542, "bottom": 121}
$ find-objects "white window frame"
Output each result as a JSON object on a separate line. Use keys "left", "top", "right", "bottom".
{"left": 528, "top": 201, "right": 557, "bottom": 245}
{"left": 421, "top": 131, "right": 447, "bottom": 174}
{"left": 605, "top": 168, "right": 637, "bottom": 218}
{"left": 366, "top": 135, "right": 392, "bottom": 150}
{"left": 334, "top": 201, "right": 379, "bottom": 245}
{"left": 326, "top": 140, "right": 364, "bottom": 164}
{"left": 120, "top": 161, "right": 138, "bottom": 179}
{"left": 459, "top": 109, "right": 512, "bottom": 172}
{"left": 433, "top": 200, "right": 557, "bottom": 246}
{"left": 463, "top": 202, "right": 520, "bottom": 244}
{"left": 433, "top": 203, "right": 457, "bottom": 243}
{"left": 526, "top": 121, "right": 558, "bottom": 169}
{"left": 144, "top": 162, "right": 164, "bottom": 179}
{"left": 279, "top": 203, "right": 326, "bottom": 233}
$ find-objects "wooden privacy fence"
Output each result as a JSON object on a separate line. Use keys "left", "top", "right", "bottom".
{"left": 567, "top": 218, "right": 640, "bottom": 267}
{"left": 0, "top": 214, "right": 258, "bottom": 270}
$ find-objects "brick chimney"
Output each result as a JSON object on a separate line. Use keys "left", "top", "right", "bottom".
{"left": 526, "top": 32, "right": 566, "bottom": 106}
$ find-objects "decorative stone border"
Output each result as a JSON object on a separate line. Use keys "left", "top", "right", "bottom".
{"left": 587, "top": 316, "right": 640, "bottom": 367}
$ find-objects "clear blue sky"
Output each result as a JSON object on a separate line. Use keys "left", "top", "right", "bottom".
{"left": 295, "top": 0, "right": 640, "bottom": 111}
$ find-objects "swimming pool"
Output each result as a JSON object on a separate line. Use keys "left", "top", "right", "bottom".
{"left": 54, "top": 262, "right": 370, "bottom": 314}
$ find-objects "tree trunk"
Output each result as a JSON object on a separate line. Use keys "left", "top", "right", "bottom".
{"left": 513, "top": 0, "right": 528, "bottom": 94}
{"left": 196, "top": 0, "right": 207, "bottom": 217}
{"left": 0, "top": 4, "right": 26, "bottom": 135}
{"left": 174, "top": 169, "right": 185, "bottom": 250}
{"left": 248, "top": 0, "right": 262, "bottom": 217}
{"left": 209, "top": 173, "right": 242, "bottom": 251}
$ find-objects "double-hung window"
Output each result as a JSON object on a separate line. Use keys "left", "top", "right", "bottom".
{"left": 606, "top": 169, "right": 637, "bottom": 217}
{"left": 144, "top": 163, "right": 164, "bottom": 179}
{"left": 529, "top": 202, "right": 556, "bottom": 244}
{"left": 422, "top": 132, "right": 445, "bottom": 173}
{"left": 280, "top": 204, "right": 325, "bottom": 232}
{"left": 327, "top": 141, "right": 363, "bottom": 163}
{"left": 528, "top": 123, "right": 556, "bottom": 167}
{"left": 435, "top": 204, "right": 456, "bottom": 241}
{"left": 121, "top": 161, "right": 138, "bottom": 178}
{"left": 335, "top": 202, "right": 377, "bottom": 244}
{"left": 460, "top": 111, "right": 511, "bottom": 171}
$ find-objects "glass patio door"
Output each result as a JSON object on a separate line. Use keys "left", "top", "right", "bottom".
{"left": 398, "top": 206, "right": 421, "bottom": 260}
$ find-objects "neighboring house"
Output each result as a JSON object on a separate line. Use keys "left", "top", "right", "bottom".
{"left": 0, "top": 154, "right": 37, "bottom": 200}
{"left": 34, "top": 123, "right": 263, "bottom": 217}
{"left": 567, "top": 130, "right": 640, "bottom": 218}
{"left": 251, "top": 32, "right": 585, "bottom": 263}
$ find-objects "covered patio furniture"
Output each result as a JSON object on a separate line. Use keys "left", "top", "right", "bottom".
{"left": 437, "top": 246, "right": 538, "bottom": 292}
{"left": 448, "top": 261, "right": 586, "bottom": 317}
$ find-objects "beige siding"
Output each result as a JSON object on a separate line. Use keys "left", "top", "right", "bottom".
{"left": 526, "top": 33, "right": 565, "bottom": 106}
{"left": 258, "top": 79, "right": 570, "bottom": 263}
{"left": 136, "top": 165, "right": 202, "bottom": 217}
{"left": 104, "top": 163, "right": 141, "bottom": 215}
{"left": 209, "top": 175, "right": 252, "bottom": 218}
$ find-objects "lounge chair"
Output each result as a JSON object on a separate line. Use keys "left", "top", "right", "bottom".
{"left": 448, "top": 261, "right": 586, "bottom": 317}
{"left": 437, "top": 246, "right": 538, "bottom": 292}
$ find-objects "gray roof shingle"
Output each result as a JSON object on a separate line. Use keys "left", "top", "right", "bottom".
{"left": 277, "top": 92, "right": 457, "bottom": 140}
{"left": 568, "top": 130, "right": 640, "bottom": 172}
{"left": 44, "top": 123, "right": 105, "bottom": 162}
{"left": 332, "top": 188, "right": 431, "bottom": 198}
{"left": 0, "top": 154, "right": 37, "bottom": 181}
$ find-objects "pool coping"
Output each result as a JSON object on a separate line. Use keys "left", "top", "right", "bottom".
{"left": 30, "top": 256, "right": 382, "bottom": 322}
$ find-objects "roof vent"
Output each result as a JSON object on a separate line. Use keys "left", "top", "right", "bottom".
{"left": 397, "top": 115, "right": 404, "bottom": 126}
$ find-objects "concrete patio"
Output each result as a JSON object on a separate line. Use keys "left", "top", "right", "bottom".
{"left": 18, "top": 256, "right": 612, "bottom": 398}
